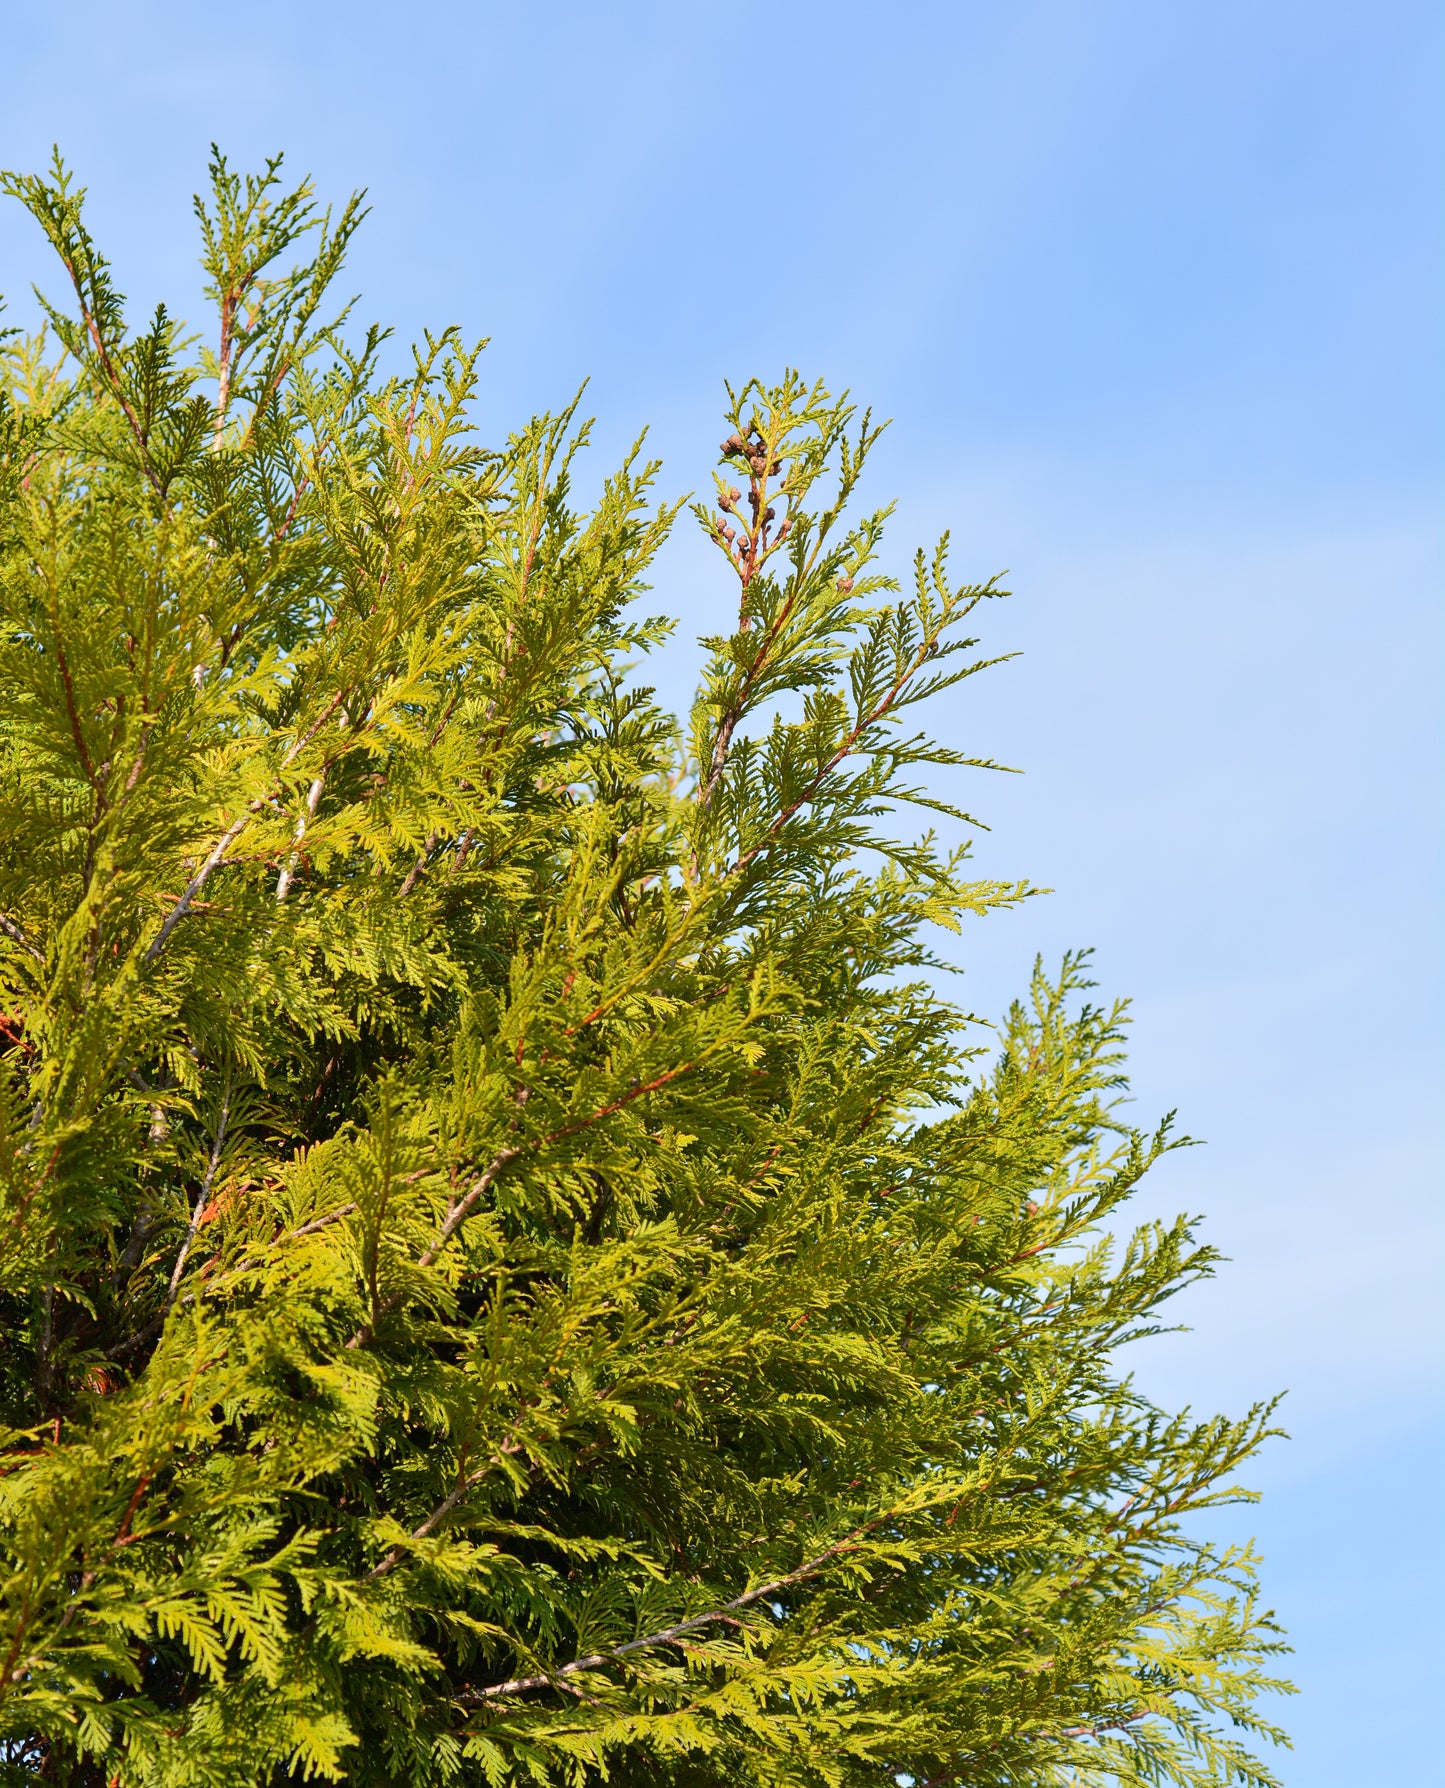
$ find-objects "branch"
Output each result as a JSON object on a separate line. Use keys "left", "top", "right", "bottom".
{"left": 364, "top": 1437, "right": 525, "bottom": 1581}
{"left": 416, "top": 1060, "right": 702, "bottom": 1279}
{"left": 0, "top": 913, "right": 43, "bottom": 964}
{"left": 727, "top": 632, "right": 939, "bottom": 883}
{"left": 1051, "top": 1713, "right": 1150, "bottom": 1739}
{"left": 347, "top": 1057, "right": 706, "bottom": 1352}
{"left": 283, "top": 1201, "right": 359, "bottom": 1242}
{"left": 163, "top": 1072, "right": 231, "bottom": 1313}
{"left": 105, "top": 1201, "right": 359, "bottom": 1363}
{"left": 698, "top": 581, "right": 803, "bottom": 810}
{"left": 11, "top": 1470, "right": 158, "bottom": 1680}
{"left": 464, "top": 1527, "right": 872, "bottom": 1702}
{"left": 52, "top": 634, "right": 100, "bottom": 790}
{"left": 142, "top": 689, "right": 351, "bottom": 964}
{"left": 397, "top": 834, "right": 437, "bottom": 900}
{"left": 414, "top": 1147, "right": 522, "bottom": 1275}
{"left": 275, "top": 774, "right": 324, "bottom": 901}
{"left": 142, "top": 811, "right": 253, "bottom": 964}
{"left": 57, "top": 253, "right": 167, "bottom": 503}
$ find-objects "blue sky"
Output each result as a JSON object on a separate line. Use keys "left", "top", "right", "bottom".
{"left": 4, "top": 1, "right": 1441, "bottom": 1778}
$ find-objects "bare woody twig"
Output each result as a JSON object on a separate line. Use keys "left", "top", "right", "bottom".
{"left": 0, "top": 914, "right": 43, "bottom": 963}
{"left": 345, "top": 1056, "right": 705, "bottom": 1353}
{"left": 364, "top": 1437, "right": 526, "bottom": 1582}
{"left": 143, "top": 689, "right": 350, "bottom": 965}
{"left": 275, "top": 775, "right": 325, "bottom": 901}
{"left": 163, "top": 1073, "right": 232, "bottom": 1313}
{"left": 105, "top": 1200, "right": 359, "bottom": 1364}
{"left": 463, "top": 1526, "right": 875, "bottom": 1702}
{"left": 143, "top": 812, "right": 252, "bottom": 964}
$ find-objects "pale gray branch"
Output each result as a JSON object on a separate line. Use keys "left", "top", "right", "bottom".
{"left": 365, "top": 1438, "right": 525, "bottom": 1581}
{"left": 164, "top": 1072, "right": 232, "bottom": 1312}
{"left": 143, "top": 811, "right": 253, "bottom": 965}
{"left": 276, "top": 774, "right": 325, "bottom": 901}
{"left": 466, "top": 1530, "right": 866, "bottom": 1702}
{"left": 0, "top": 912, "right": 43, "bottom": 963}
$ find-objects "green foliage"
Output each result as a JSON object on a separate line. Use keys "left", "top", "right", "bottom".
{"left": 0, "top": 152, "right": 1290, "bottom": 1787}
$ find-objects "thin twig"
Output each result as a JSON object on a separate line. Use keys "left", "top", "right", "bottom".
{"left": 142, "top": 689, "right": 350, "bottom": 964}
{"left": 143, "top": 812, "right": 252, "bottom": 964}
{"left": 276, "top": 775, "right": 325, "bottom": 901}
{"left": 58, "top": 252, "right": 167, "bottom": 502}
{"left": 727, "top": 634, "right": 939, "bottom": 882}
{"left": 8, "top": 1469, "right": 158, "bottom": 1681}
{"left": 397, "top": 833, "right": 437, "bottom": 900}
{"left": 464, "top": 1526, "right": 875, "bottom": 1702}
{"left": 106, "top": 1200, "right": 358, "bottom": 1364}
{"left": 0, "top": 913, "right": 43, "bottom": 964}
{"left": 346, "top": 1054, "right": 707, "bottom": 1352}
{"left": 415, "top": 1148, "right": 522, "bottom": 1274}
{"left": 365, "top": 1437, "right": 525, "bottom": 1581}
{"left": 164, "top": 1072, "right": 232, "bottom": 1313}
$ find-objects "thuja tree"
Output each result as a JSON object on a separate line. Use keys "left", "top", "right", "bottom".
{"left": 0, "top": 152, "right": 1291, "bottom": 1788}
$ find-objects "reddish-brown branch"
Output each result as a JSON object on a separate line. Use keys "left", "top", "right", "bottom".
{"left": 60, "top": 253, "right": 166, "bottom": 501}
{"left": 727, "top": 633, "right": 938, "bottom": 882}
{"left": 10, "top": 1469, "right": 160, "bottom": 1682}
{"left": 52, "top": 636, "right": 99, "bottom": 790}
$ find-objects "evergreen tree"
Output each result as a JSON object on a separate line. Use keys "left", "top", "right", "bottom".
{"left": 0, "top": 152, "right": 1291, "bottom": 1788}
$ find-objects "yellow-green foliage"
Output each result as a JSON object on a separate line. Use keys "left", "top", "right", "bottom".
{"left": 0, "top": 152, "right": 1291, "bottom": 1787}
